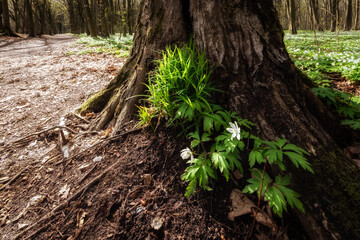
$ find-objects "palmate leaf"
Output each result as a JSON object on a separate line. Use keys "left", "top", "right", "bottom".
{"left": 211, "top": 152, "right": 230, "bottom": 180}
{"left": 184, "top": 179, "right": 197, "bottom": 197}
{"left": 243, "top": 169, "right": 270, "bottom": 198}
{"left": 249, "top": 149, "right": 265, "bottom": 167}
{"left": 283, "top": 151, "right": 314, "bottom": 174}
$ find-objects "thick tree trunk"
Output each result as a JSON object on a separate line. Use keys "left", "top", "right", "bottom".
{"left": 79, "top": 0, "right": 360, "bottom": 239}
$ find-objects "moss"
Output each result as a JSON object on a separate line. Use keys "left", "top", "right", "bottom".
{"left": 76, "top": 88, "right": 113, "bottom": 114}
{"left": 310, "top": 148, "right": 360, "bottom": 239}
{"left": 146, "top": 8, "right": 164, "bottom": 44}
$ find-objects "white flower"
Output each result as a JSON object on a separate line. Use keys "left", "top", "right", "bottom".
{"left": 226, "top": 122, "right": 241, "bottom": 141}
{"left": 180, "top": 147, "right": 193, "bottom": 160}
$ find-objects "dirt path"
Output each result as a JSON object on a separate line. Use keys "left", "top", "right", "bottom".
{"left": 0, "top": 34, "right": 125, "bottom": 167}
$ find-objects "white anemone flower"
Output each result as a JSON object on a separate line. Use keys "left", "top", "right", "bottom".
{"left": 226, "top": 122, "right": 241, "bottom": 141}
{"left": 180, "top": 147, "right": 194, "bottom": 160}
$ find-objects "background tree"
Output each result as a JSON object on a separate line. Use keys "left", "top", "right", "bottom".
{"left": 345, "top": 0, "right": 353, "bottom": 30}
{"left": 286, "top": 0, "right": 297, "bottom": 34}
{"left": 79, "top": 1, "right": 360, "bottom": 238}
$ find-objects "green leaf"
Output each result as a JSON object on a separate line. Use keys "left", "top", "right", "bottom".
{"left": 249, "top": 149, "right": 265, "bottom": 167}
{"left": 191, "top": 139, "right": 200, "bottom": 148}
{"left": 211, "top": 152, "right": 230, "bottom": 180}
{"left": 203, "top": 116, "right": 214, "bottom": 132}
{"left": 201, "top": 132, "right": 211, "bottom": 142}
{"left": 184, "top": 179, "right": 197, "bottom": 197}
{"left": 284, "top": 151, "right": 314, "bottom": 174}
{"left": 276, "top": 138, "right": 287, "bottom": 148}
{"left": 283, "top": 144, "right": 310, "bottom": 156}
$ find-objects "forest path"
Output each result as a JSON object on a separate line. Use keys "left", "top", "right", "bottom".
{"left": 0, "top": 34, "right": 125, "bottom": 167}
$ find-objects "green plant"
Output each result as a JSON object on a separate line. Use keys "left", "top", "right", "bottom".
{"left": 312, "top": 87, "right": 360, "bottom": 129}
{"left": 138, "top": 42, "right": 314, "bottom": 218}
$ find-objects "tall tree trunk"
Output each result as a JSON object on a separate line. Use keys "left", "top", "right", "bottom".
{"left": 79, "top": 0, "right": 360, "bottom": 239}
{"left": 83, "top": 0, "right": 96, "bottom": 36}
{"left": 355, "top": 0, "right": 360, "bottom": 29}
{"left": 285, "top": 0, "right": 297, "bottom": 34}
{"left": 1, "top": 0, "right": 12, "bottom": 34}
{"left": 0, "top": 0, "right": 3, "bottom": 31}
{"left": 309, "top": 0, "right": 323, "bottom": 30}
{"left": 24, "top": 0, "right": 35, "bottom": 36}
{"left": 330, "top": 0, "right": 339, "bottom": 31}
{"left": 345, "top": 0, "right": 353, "bottom": 30}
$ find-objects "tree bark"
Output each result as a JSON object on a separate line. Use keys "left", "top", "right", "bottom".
{"left": 24, "top": 0, "right": 35, "bottom": 36}
{"left": 1, "top": 0, "right": 12, "bottom": 34}
{"left": 330, "top": 0, "right": 339, "bottom": 31}
{"left": 83, "top": 0, "right": 97, "bottom": 36}
{"left": 309, "top": 0, "right": 323, "bottom": 31}
{"left": 285, "top": 0, "right": 297, "bottom": 34}
{"left": 79, "top": 0, "right": 360, "bottom": 239}
{"left": 345, "top": 0, "right": 353, "bottom": 30}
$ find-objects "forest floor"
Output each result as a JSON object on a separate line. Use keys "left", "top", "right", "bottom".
{"left": 0, "top": 34, "right": 358, "bottom": 240}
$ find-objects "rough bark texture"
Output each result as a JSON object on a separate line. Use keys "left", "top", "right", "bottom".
{"left": 79, "top": 0, "right": 360, "bottom": 239}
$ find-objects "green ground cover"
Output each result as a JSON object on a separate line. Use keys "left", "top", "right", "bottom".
{"left": 68, "top": 34, "right": 133, "bottom": 57}
{"left": 285, "top": 31, "right": 360, "bottom": 86}
{"left": 285, "top": 31, "right": 360, "bottom": 130}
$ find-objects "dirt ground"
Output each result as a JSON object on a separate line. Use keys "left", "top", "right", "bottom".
{"left": 0, "top": 35, "right": 300, "bottom": 240}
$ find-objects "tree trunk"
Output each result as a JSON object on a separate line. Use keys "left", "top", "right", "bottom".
{"left": 1, "top": 0, "right": 12, "bottom": 34}
{"left": 330, "top": 0, "right": 339, "bottom": 31}
{"left": 83, "top": 0, "right": 97, "bottom": 36}
{"left": 356, "top": 0, "right": 360, "bottom": 30}
{"left": 345, "top": 0, "right": 353, "bottom": 30}
{"left": 309, "top": 0, "right": 323, "bottom": 31}
{"left": 79, "top": 0, "right": 360, "bottom": 239}
{"left": 24, "top": 0, "right": 35, "bottom": 36}
{"left": 285, "top": 0, "right": 297, "bottom": 34}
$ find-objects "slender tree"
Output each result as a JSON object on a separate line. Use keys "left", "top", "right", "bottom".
{"left": 24, "top": 0, "right": 35, "bottom": 36}
{"left": 1, "top": 0, "right": 12, "bottom": 34}
{"left": 286, "top": 0, "right": 297, "bottom": 34}
{"left": 345, "top": 0, "right": 353, "bottom": 30}
{"left": 79, "top": 1, "right": 360, "bottom": 238}
{"left": 83, "top": 0, "right": 97, "bottom": 36}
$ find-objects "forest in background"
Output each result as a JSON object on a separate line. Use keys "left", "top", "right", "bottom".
{"left": 0, "top": 0, "right": 140, "bottom": 36}
{"left": 0, "top": 0, "right": 360, "bottom": 37}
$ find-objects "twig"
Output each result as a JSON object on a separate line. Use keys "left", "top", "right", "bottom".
{"left": 79, "top": 164, "right": 98, "bottom": 184}
{"left": 70, "top": 112, "right": 90, "bottom": 124}
{"left": 0, "top": 168, "right": 28, "bottom": 191}
{"left": 13, "top": 126, "right": 77, "bottom": 143}
{"left": 14, "top": 158, "right": 121, "bottom": 240}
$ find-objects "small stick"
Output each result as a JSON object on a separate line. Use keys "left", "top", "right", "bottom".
{"left": 70, "top": 112, "right": 90, "bottom": 124}
{"left": 13, "top": 126, "right": 77, "bottom": 143}
{"left": 0, "top": 168, "right": 28, "bottom": 191}
{"left": 79, "top": 164, "right": 97, "bottom": 184}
